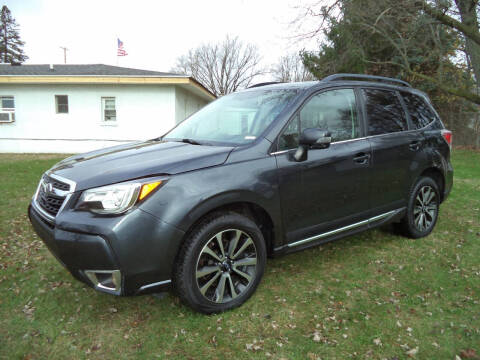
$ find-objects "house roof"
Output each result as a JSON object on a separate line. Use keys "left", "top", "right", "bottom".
{"left": 0, "top": 64, "right": 215, "bottom": 100}
{"left": 0, "top": 64, "right": 182, "bottom": 77}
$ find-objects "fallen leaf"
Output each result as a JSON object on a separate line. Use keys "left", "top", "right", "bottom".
{"left": 90, "top": 343, "right": 101, "bottom": 352}
{"left": 406, "top": 347, "right": 419, "bottom": 357}
{"left": 460, "top": 349, "right": 478, "bottom": 359}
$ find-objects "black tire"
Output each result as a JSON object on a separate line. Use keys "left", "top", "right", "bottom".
{"left": 397, "top": 176, "right": 440, "bottom": 239}
{"left": 173, "top": 211, "right": 266, "bottom": 314}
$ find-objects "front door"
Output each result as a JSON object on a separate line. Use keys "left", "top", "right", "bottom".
{"left": 274, "top": 88, "right": 372, "bottom": 245}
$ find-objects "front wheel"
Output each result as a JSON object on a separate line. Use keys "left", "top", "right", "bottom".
{"left": 173, "top": 212, "right": 266, "bottom": 314}
{"left": 398, "top": 176, "right": 440, "bottom": 239}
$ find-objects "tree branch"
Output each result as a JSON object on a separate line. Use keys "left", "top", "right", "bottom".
{"left": 416, "top": 0, "right": 480, "bottom": 45}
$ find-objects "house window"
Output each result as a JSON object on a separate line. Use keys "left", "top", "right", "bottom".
{"left": 55, "top": 95, "right": 69, "bottom": 114}
{"left": 102, "top": 97, "right": 116, "bottom": 122}
{"left": 0, "top": 96, "right": 15, "bottom": 122}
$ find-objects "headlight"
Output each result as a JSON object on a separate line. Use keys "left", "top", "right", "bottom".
{"left": 76, "top": 180, "right": 162, "bottom": 214}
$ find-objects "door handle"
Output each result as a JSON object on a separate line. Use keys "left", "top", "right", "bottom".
{"left": 353, "top": 153, "right": 371, "bottom": 164}
{"left": 409, "top": 140, "right": 421, "bottom": 151}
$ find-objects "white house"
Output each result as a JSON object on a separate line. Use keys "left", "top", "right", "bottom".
{"left": 0, "top": 64, "right": 215, "bottom": 153}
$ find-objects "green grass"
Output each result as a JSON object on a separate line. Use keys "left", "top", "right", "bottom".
{"left": 0, "top": 151, "right": 479, "bottom": 360}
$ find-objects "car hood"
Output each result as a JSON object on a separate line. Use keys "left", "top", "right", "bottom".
{"left": 49, "top": 140, "right": 234, "bottom": 190}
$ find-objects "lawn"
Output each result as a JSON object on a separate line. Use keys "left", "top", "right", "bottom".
{"left": 0, "top": 151, "right": 479, "bottom": 360}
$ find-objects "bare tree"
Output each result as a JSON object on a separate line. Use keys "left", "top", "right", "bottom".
{"left": 171, "top": 36, "right": 265, "bottom": 96}
{"left": 271, "top": 53, "right": 316, "bottom": 82}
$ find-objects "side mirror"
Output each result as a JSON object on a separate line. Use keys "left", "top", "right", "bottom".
{"left": 294, "top": 128, "right": 331, "bottom": 162}
{"left": 299, "top": 128, "right": 332, "bottom": 147}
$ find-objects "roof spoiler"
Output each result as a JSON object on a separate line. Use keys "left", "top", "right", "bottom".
{"left": 322, "top": 73, "right": 411, "bottom": 87}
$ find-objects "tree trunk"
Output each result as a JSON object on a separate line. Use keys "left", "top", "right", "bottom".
{"left": 2, "top": 22, "right": 6, "bottom": 63}
{"left": 455, "top": 0, "right": 480, "bottom": 89}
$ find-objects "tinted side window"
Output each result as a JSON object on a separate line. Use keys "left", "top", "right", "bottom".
{"left": 278, "top": 89, "right": 359, "bottom": 150}
{"left": 401, "top": 92, "right": 437, "bottom": 129}
{"left": 363, "top": 89, "right": 407, "bottom": 135}
{"left": 299, "top": 89, "right": 359, "bottom": 142}
{"left": 278, "top": 115, "right": 299, "bottom": 150}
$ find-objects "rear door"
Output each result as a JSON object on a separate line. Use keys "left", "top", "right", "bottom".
{"left": 362, "top": 88, "right": 424, "bottom": 214}
{"left": 275, "top": 88, "right": 372, "bottom": 244}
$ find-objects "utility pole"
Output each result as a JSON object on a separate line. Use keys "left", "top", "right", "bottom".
{"left": 59, "top": 46, "right": 68, "bottom": 64}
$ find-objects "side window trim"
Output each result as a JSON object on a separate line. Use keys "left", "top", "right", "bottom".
{"left": 273, "top": 86, "right": 363, "bottom": 153}
{"left": 355, "top": 87, "right": 368, "bottom": 138}
{"left": 395, "top": 90, "right": 413, "bottom": 131}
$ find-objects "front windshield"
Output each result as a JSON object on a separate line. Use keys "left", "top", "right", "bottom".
{"left": 164, "top": 88, "right": 299, "bottom": 145}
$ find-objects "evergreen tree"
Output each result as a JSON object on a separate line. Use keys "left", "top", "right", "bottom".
{"left": 297, "top": 0, "right": 480, "bottom": 105}
{"left": 0, "top": 5, "right": 28, "bottom": 63}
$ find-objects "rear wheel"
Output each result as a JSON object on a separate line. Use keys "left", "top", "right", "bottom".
{"left": 398, "top": 176, "right": 440, "bottom": 238}
{"left": 173, "top": 212, "right": 266, "bottom": 314}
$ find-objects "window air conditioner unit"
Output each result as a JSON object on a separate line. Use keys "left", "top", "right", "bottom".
{"left": 0, "top": 111, "right": 15, "bottom": 123}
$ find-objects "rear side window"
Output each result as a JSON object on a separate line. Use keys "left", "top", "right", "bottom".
{"left": 363, "top": 89, "right": 407, "bottom": 135}
{"left": 401, "top": 92, "right": 437, "bottom": 129}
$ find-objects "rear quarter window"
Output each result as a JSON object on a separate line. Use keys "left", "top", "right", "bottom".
{"left": 401, "top": 92, "right": 438, "bottom": 129}
{"left": 362, "top": 88, "right": 408, "bottom": 135}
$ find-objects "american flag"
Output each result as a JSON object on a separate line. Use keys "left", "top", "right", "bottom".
{"left": 117, "top": 38, "right": 128, "bottom": 56}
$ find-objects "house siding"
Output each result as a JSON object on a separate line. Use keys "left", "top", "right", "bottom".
{"left": 0, "top": 83, "right": 209, "bottom": 153}
{"left": 175, "top": 87, "right": 207, "bottom": 125}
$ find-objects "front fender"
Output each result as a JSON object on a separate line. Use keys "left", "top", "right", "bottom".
{"left": 138, "top": 156, "right": 284, "bottom": 246}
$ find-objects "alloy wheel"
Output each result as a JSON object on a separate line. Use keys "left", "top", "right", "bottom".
{"left": 413, "top": 185, "right": 438, "bottom": 231}
{"left": 195, "top": 229, "right": 258, "bottom": 303}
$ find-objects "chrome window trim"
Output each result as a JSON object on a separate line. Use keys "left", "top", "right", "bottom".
{"left": 270, "top": 128, "right": 427, "bottom": 156}
{"left": 270, "top": 136, "right": 369, "bottom": 156}
{"left": 287, "top": 210, "right": 397, "bottom": 248}
{"left": 32, "top": 172, "right": 77, "bottom": 223}
{"left": 270, "top": 149, "right": 291, "bottom": 156}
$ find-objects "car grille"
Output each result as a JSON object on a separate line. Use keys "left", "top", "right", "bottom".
{"left": 49, "top": 177, "right": 70, "bottom": 191}
{"left": 36, "top": 175, "right": 71, "bottom": 217}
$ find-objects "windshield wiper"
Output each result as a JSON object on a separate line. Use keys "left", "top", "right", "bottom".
{"left": 179, "top": 138, "right": 202, "bottom": 145}
{"left": 160, "top": 137, "right": 210, "bottom": 145}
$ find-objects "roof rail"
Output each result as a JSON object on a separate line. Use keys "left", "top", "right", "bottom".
{"left": 322, "top": 73, "right": 411, "bottom": 87}
{"left": 247, "top": 81, "right": 283, "bottom": 89}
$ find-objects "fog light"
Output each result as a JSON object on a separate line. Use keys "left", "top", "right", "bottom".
{"left": 85, "top": 270, "right": 121, "bottom": 294}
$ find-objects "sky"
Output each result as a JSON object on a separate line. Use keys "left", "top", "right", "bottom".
{"left": 5, "top": 0, "right": 320, "bottom": 81}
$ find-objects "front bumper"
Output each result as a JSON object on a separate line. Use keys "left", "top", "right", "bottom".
{"left": 28, "top": 203, "right": 185, "bottom": 296}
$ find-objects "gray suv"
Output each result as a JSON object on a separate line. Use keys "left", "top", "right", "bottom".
{"left": 29, "top": 74, "right": 453, "bottom": 313}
